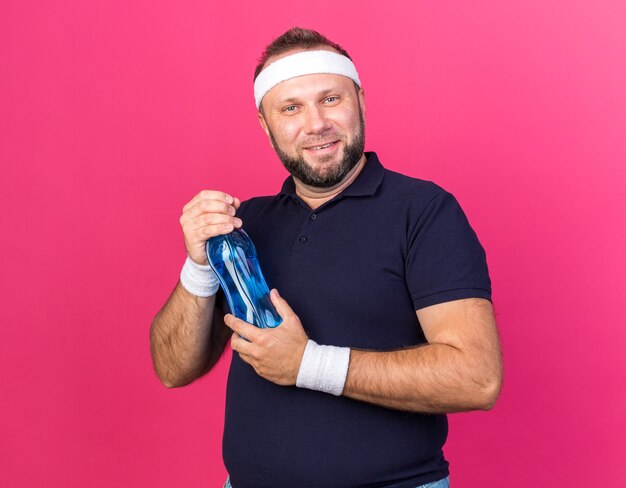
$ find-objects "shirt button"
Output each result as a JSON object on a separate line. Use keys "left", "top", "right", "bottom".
{"left": 310, "top": 213, "right": 317, "bottom": 220}
{"left": 300, "top": 236, "right": 308, "bottom": 243}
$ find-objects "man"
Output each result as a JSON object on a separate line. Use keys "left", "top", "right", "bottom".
{"left": 151, "top": 27, "right": 502, "bottom": 488}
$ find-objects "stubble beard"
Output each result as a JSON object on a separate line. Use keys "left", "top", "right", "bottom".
{"left": 267, "top": 105, "right": 366, "bottom": 189}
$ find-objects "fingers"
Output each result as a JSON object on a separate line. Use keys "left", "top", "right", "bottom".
{"left": 195, "top": 222, "right": 240, "bottom": 238}
{"left": 230, "top": 332, "right": 255, "bottom": 356}
{"left": 185, "top": 198, "right": 233, "bottom": 219}
{"left": 269, "top": 289, "right": 294, "bottom": 319}
{"left": 183, "top": 190, "right": 234, "bottom": 212}
{"left": 190, "top": 213, "right": 242, "bottom": 232}
{"left": 179, "top": 190, "right": 243, "bottom": 263}
{"left": 181, "top": 193, "right": 242, "bottom": 233}
{"left": 224, "top": 314, "right": 261, "bottom": 343}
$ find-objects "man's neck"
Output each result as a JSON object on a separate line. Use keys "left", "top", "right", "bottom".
{"left": 294, "top": 154, "right": 367, "bottom": 210}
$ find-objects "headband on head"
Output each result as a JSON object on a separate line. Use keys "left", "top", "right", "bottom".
{"left": 253, "top": 50, "right": 361, "bottom": 109}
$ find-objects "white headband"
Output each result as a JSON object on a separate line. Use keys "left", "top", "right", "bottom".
{"left": 253, "top": 50, "right": 361, "bottom": 109}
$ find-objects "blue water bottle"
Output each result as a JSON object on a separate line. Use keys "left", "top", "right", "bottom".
{"left": 205, "top": 228, "right": 282, "bottom": 328}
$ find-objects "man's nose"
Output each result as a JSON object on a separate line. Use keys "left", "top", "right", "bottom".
{"left": 303, "top": 105, "right": 331, "bottom": 134}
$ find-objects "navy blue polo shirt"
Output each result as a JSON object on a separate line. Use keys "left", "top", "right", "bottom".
{"left": 218, "top": 151, "right": 492, "bottom": 488}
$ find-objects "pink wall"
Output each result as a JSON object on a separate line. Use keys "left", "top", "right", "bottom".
{"left": 1, "top": 1, "right": 625, "bottom": 486}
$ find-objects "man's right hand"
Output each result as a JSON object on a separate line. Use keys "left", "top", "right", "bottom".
{"left": 180, "top": 190, "right": 242, "bottom": 265}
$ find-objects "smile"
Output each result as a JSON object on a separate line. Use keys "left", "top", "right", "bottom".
{"left": 304, "top": 141, "right": 339, "bottom": 151}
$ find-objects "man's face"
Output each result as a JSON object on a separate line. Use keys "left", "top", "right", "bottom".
{"left": 258, "top": 56, "right": 366, "bottom": 188}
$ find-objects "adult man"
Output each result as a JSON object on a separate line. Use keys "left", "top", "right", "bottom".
{"left": 151, "top": 27, "right": 502, "bottom": 488}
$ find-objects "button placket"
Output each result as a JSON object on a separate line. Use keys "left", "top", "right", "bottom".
{"left": 291, "top": 210, "right": 320, "bottom": 252}
{"left": 300, "top": 212, "right": 319, "bottom": 242}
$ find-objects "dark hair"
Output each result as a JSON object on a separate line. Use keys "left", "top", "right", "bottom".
{"left": 253, "top": 27, "right": 353, "bottom": 81}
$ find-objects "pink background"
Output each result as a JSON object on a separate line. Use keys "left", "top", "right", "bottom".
{"left": 1, "top": 1, "right": 625, "bottom": 486}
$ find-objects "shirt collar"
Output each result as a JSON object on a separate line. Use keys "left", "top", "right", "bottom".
{"left": 278, "top": 151, "right": 385, "bottom": 199}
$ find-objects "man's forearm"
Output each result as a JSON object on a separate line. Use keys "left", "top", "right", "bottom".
{"left": 342, "top": 343, "right": 501, "bottom": 414}
{"left": 150, "top": 281, "right": 218, "bottom": 387}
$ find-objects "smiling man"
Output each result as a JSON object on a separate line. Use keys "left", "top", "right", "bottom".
{"left": 150, "top": 27, "right": 502, "bottom": 488}
{"left": 257, "top": 57, "right": 366, "bottom": 194}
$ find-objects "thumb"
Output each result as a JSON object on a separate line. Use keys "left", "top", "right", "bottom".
{"left": 270, "top": 288, "right": 293, "bottom": 317}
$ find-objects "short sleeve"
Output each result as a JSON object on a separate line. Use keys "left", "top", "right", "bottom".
{"left": 406, "top": 189, "right": 492, "bottom": 310}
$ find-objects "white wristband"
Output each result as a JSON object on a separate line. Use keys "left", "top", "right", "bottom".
{"left": 179, "top": 256, "right": 220, "bottom": 297}
{"left": 296, "top": 339, "right": 351, "bottom": 396}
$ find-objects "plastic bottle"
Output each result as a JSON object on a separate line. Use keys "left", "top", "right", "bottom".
{"left": 205, "top": 228, "right": 282, "bottom": 328}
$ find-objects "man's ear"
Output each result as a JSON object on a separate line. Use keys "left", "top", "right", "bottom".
{"left": 257, "top": 110, "right": 274, "bottom": 149}
{"left": 357, "top": 87, "right": 366, "bottom": 121}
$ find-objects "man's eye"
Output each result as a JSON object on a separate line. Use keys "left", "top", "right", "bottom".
{"left": 283, "top": 105, "right": 297, "bottom": 112}
{"left": 325, "top": 96, "right": 338, "bottom": 103}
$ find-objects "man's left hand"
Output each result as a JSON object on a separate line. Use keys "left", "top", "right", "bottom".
{"left": 224, "top": 289, "right": 309, "bottom": 386}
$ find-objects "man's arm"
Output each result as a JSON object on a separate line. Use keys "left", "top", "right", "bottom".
{"left": 150, "top": 282, "right": 232, "bottom": 388}
{"left": 224, "top": 293, "right": 502, "bottom": 414}
{"left": 150, "top": 190, "right": 242, "bottom": 388}
{"left": 342, "top": 298, "right": 502, "bottom": 413}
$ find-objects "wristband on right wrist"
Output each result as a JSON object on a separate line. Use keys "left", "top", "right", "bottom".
{"left": 179, "top": 256, "right": 220, "bottom": 297}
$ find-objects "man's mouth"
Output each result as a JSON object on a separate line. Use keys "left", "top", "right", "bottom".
{"left": 304, "top": 141, "right": 339, "bottom": 151}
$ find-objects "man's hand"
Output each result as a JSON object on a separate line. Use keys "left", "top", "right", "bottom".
{"left": 224, "top": 289, "right": 309, "bottom": 386}
{"left": 180, "top": 190, "right": 243, "bottom": 265}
